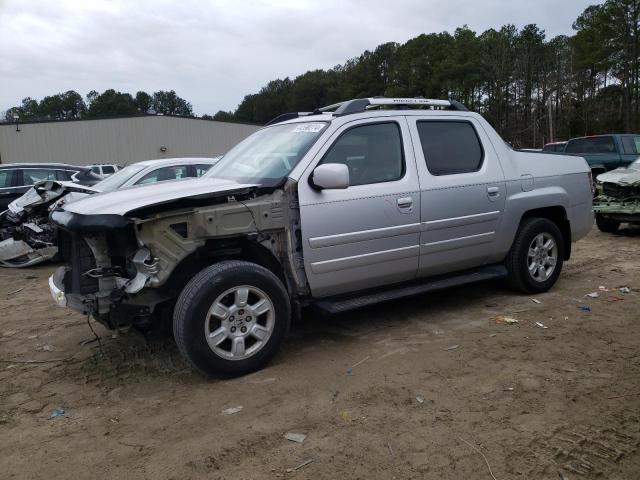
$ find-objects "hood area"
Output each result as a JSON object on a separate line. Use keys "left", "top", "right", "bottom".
{"left": 60, "top": 177, "right": 259, "bottom": 217}
{"left": 597, "top": 166, "right": 640, "bottom": 186}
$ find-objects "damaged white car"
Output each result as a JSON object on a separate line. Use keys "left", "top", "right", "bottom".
{"left": 0, "top": 157, "right": 220, "bottom": 267}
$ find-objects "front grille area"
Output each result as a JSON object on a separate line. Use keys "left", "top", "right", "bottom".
{"left": 63, "top": 234, "right": 99, "bottom": 295}
{"left": 602, "top": 182, "right": 640, "bottom": 200}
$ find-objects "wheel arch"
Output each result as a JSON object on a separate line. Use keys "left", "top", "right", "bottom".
{"left": 520, "top": 206, "right": 571, "bottom": 260}
{"left": 165, "top": 237, "right": 288, "bottom": 294}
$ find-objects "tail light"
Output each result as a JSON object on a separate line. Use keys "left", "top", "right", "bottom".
{"left": 587, "top": 171, "right": 595, "bottom": 195}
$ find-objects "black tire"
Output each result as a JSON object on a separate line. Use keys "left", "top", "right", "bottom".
{"left": 505, "top": 217, "right": 564, "bottom": 294}
{"left": 595, "top": 214, "right": 620, "bottom": 233}
{"left": 173, "top": 260, "right": 291, "bottom": 378}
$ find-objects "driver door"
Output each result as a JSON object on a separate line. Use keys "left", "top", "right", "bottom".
{"left": 297, "top": 118, "right": 421, "bottom": 298}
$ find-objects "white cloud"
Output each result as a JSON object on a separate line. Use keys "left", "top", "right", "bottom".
{"left": 0, "top": 0, "right": 596, "bottom": 115}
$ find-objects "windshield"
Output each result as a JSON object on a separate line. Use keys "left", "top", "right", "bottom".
{"left": 204, "top": 122, "right": 328, "bottom": 186}
{"left": 94, "top": 164, "right": 147, "bottom": 191}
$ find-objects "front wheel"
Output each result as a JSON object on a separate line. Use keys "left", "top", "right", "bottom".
{"left": 173, "top": 260, "right": 291, "bottom": 378}
{"left": 595, "top": 214, "right": 620, "bottom": 233}
{"left": 505, "top": 218, "right": 564, "bottom": 294}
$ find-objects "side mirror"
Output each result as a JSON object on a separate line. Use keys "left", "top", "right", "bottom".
{"left": 311, "top": 163, "right": 349, "bottom": 190}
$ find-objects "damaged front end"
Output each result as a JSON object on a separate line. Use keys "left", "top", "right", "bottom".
{"left": 594, "top": 168, "right": 640, "bottom": 224}
{"left": 0, "top": 181, "right": 93, "bottom": 267}
{"left": 49, "top": 179, "right": 307, "bottom": 333}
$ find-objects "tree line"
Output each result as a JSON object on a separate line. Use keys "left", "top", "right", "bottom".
{"left": 213, "top": 0, "right": 640, "bottom": 147}
{"left": 4, "top": 0, "right": 638, "bottom": 147}
{"left": 4, "top": 89, "right": 193, "bottom": 122}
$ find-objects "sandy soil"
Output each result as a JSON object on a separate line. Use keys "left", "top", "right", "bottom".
{"left": 1, "top": 226, "right": 639, "bottom": 480}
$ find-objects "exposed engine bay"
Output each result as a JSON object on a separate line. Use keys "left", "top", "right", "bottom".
{"left": 50, "top": 179, "right": 307, "bottom": 332}
{"left": 0, "top": 181, "right": 94, "bottom": 267}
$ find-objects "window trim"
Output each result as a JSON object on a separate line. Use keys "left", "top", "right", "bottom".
{"left": 317, "top": 120, "right": 406, "bottom": 187}
{"left": 416, "top": 119, "right": 485, "bottom": 176}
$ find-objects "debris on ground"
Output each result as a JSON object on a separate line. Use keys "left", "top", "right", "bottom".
{"left": 284, "top": 432, "right": 307, "bottom": 443}
{"left": 608, "top": 296, "right": 625, "bottom": 302}
{"left": 598, "top": 285, "right": 609, "bottom": 291}
{"left": 443, "top": 345, "right": 459, "bottom": 351}
{"left": 577, "top": 306, "right": 591, "bottom": 312}
{"left": 339, "top": 411, "right": 353, "bottom": 423}
{"left": 350, "top": 356, "right": 370, "bottom": 368}
{"left": 48, "top": 408, "right": 65, "bottom": 419}
{"left": 585, "top": 292, "right": 600, "bottom": 298}
{"left": 531, "top": 298, "right": 542, "bottom": 304}
{"left": 415, "top": 396, "right": 425, "bottom": 404}
{"left": 619, "top": 287, "right": 631, "bottom": 294}
{"left": 495, "top": 315, "right": 519, "bottom": 324}
{"left": 221, "top": 406, "right": 243, "bottom": 415}
{"left": 535, "top": 321, "right": 548, "bottom": 329}
{"left": 285, "top": 459, "right": 314, "bottom": 473}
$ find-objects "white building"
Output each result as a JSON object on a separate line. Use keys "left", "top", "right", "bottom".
{"left": 0, "top": 115, "right": 261, "bottom": 166}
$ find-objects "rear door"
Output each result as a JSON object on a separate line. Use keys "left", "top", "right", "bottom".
{"left": 297, "top": 118, "right": 421, "bottom": 297}
{"left": 407, "top": 116, "right": 506, "bottom": 277}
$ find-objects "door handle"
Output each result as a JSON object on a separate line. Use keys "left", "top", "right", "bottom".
{"left": 487, "top": 186, "right": 500, "bottom": 197}
{"left": 397, "top": 197, "right": 413, "bottom": 208}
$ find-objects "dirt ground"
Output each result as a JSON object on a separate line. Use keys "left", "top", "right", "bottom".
{"left": 1, "top": 226, "right": 639, "bottom": 480}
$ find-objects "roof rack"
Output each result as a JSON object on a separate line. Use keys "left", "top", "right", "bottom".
{"left": 264, "top": 97, "right": 468, "bottom": 125}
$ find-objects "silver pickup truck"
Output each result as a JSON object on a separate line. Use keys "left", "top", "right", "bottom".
{"left": 49, "top": 98, "right": 594, "bottom": 377}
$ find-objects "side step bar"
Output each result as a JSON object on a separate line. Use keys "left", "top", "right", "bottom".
{"left": 313, "top": 265, "right": 508, "bottom": 315}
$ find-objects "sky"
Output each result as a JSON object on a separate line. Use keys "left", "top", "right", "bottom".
{"left": 0, "top": 0, "right": 598, "bottom": 116}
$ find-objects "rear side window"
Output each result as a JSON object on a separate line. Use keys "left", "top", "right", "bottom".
{"left": 102, "top": 166, "right": 115, "bottom": 174}
{"left": 195, "top": 164, "right": 212, "bottom": 176}
{"left": 565, "top": 136, "right": 616, "bottom": 154}
{"left": 621, "top": 136, "right": 640, "bottom": 154}
{"left": 417, "top": 121, "right": 483, "bottom": 175}
{"left": 21, "top": 168, "right": 57, "bottom": 185}
{"left": 0, "top": 170, "right": 16, "bottom": 188}
{"left": 320, "top": 122, "right": 404, "bottom": 186}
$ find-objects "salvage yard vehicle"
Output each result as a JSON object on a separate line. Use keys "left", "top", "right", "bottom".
{"left": 593, "top": 158, "right": 640, "bottom": 232}
{"left": 0, "top": 163, "right": 101, "bottom": 211}
{"left": 563, "top": 134, "right": 640, "bottom": 178}
{"left": 49, "top": 97, "right": 594, "bottom": 377}
{"left": 0, "top": 157, "right": 220, "bottom": 267}
{"left": 87, "top": 164, "right": 122, "bottom": 178}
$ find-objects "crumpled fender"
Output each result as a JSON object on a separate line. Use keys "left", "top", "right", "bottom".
{"left": 0, "top": 238, "right": 57, "bottom": 268}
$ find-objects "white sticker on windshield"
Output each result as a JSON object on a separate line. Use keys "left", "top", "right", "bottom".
{"left": 292, "top": 123, "right": 324, "bottom": 133}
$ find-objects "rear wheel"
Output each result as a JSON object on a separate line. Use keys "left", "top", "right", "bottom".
{"left": 173, "top": 260, "right": 291, "bottom": 378}
{"left": 505, "top": 218, "right": 564, "bottom": 293}
{"left": 595, "top": 214, "right": 620, "bottom": 233}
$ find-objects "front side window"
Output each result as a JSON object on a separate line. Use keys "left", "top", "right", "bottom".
{"left": 195, "top": 164, "right": 213, "bottom": 176}
{"left": 417, "top": 121, "right": 483, "bottom": 175}
{"left": 565, "top": 136, "right": 616, "bottom": 154}
{"left": 93, "top": 164, "right": 147, "bottom": 191}
{"left": 91, "top": 166, "right": 101, "bottom": 174}
{"left": 21, "top": 168, "right": 57, "bottom": 185}
{"left": 320, "top": 122, "right": 404, "bottom": 186}
{"left": 0, "top": 170, "right": 15, "bottom": 188}
{"left": 102, "top": 165, "right": 115, "bottom": 174}
{"left": 55, "top": 170, "right": 74, "bottom": 181}
{"left": 205, "top": 122, "right": 328, "bottom": 186}
{"left": 135, "top": 165, "right": 189, "bottom": 185}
